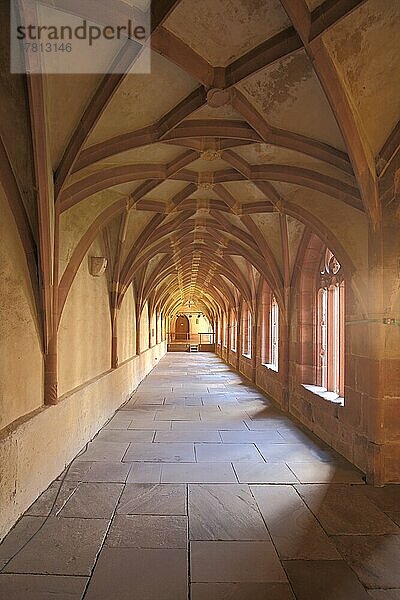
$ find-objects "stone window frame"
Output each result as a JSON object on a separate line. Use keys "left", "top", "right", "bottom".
{"left": 242, "top": 301, "right": 252, "bottom": 358}
{"left": 259, "top": 283, "right": 279, "bottom": 373}
{"left": 298, "top": 236, "right": 345, "bottom": 406}
{"left": 267, "top": 295, "right": 279, "bottom": 372}
{"left": 222, "top": 313, "right": 228, "bottom": 348}
{"left": 230, "top": 309, "right": 237, "bottom": 352}
{"left": 316, "top": 249, "right": 345, "bottom": 399}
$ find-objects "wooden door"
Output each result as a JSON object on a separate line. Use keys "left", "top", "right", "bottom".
{"left": 175, "top": 315, "right": 189, "bottom": 340}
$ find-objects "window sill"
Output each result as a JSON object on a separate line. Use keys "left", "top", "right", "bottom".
{"left": 263, "top": 363, "right": 278, "bottom": 372}
{"left": 302, "top": 384, "right": 344, "bottom": 406}
{"left": 242, "top": 353, "right": 252, "bottom": 359}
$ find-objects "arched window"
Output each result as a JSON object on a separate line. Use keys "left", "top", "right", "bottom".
{"left": 230, "top": 310, "right": 237, "bottom": 351}
{"left": 269, "top": 296, "right": 279, "bottom": 371}
{"left": 242, "top": 302, "right": 252, "bottom": 357}
{"left": 222, "top": 314, "right": 228, "bottom": 347}
{"left": 317, "top": 250, "right": 344, "bottom": 398}
{"left": 260, "top": 285, "right": 279, "bottom": 372}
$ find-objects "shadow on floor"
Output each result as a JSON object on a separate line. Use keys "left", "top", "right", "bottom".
{"left": 0, "top": 354, "right": 399, "bottom": 599}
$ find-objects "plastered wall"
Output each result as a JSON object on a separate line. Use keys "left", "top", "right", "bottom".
{"left": 58, "top": 239, "right": 112, "bottom": 396}
{"left": 0, "top": 229, "right": 167, "bottom": 540}
{"left": 0, "top": 184, "right": 43, "bottom": 430}
{"left": 149, "top": 311, "right": 156, "bottom": 346}
{"left": 118, "top": 284, "right": 135, "bottom": 363}
{"left": 139, "top": 301, "right": 149, "bottom": 351}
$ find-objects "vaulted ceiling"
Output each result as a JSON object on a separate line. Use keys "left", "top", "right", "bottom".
{"left": 1, "top": 0, "right": 399, "bottom": 328}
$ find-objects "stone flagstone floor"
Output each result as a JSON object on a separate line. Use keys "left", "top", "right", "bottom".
{"left": 1, "top": 353, "right": 399, "bottom": 599}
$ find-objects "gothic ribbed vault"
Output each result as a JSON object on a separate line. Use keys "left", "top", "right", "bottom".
{"left": 2, "top": 0, "right": 399, "bottom": 365}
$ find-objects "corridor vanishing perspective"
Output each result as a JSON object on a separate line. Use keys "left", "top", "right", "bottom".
{"left": 1, "top": 0, "right": 400, "bottom": 597}
{"left": 0, "top": 354, "right": 399, "bottom": 600}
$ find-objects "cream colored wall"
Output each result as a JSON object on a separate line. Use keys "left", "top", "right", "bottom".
{"left": 190, "top": 314, "right": 211, "bottom": 338}
{"left": 149, "top": 311, "right": 157, "bottom": 346}
{"left": 0, "top": 341, "right": 167, "bottom": 541}
{"left": 139, "top": 302, "right": 149, "bottom": 352}
{"left": 118, "top": 284, "right": 135, "bottom": 363}
{"left": 0, "top": 184, "right": 43, "bottom": 430}
{"left": 0, "top": 216, "right": 168, "bottom": 541}
{"left": 156, "top": 312, "right": 162, "bottom": 341}
{"left": 58, "top": 239, "right": 111, "bottom": 396}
